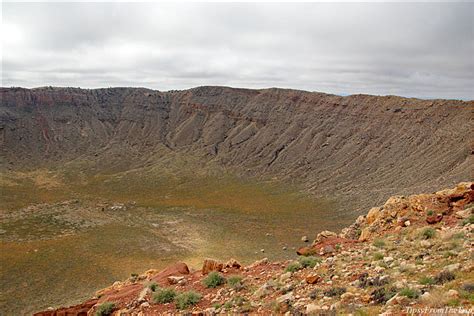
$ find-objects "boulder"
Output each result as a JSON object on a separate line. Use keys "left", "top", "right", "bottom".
{"left": 306, "top": 274, "right": 322, "bottom": 284}
{"left": 315, "top": 230, "right": 337, "bottom": 242}
{"left": 202, "top": 259, "right": 224, "bottom": 275}
{"left": 225, "top": 258, "right": 242, "bottom": 269}
{"left": 426, "top": 214, "right": 443, "bottom": 224}
{"left": 358, "top": 228, "right": 371, "bottom": 242}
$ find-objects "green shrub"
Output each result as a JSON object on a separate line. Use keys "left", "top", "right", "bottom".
{"left": 419, "top": 276, "right": 435, "bottom": 285}
{"left": 148, "top": 282, "right": 158, "bottom": 292}
{"left": 152, "top": 288, "right": 176, "bottom": 304}
{"left": 427, "top": 210, "right": 434, "bottom": 216}
{"left": 373, "top": 239, "right": 386, "bottom": 248}
{"left": 462, "top": 215, "right": 474, "bottom": 226}
{"left": 399, "top": 288, "right": 419, "bottom": 299}
{"left": 95, "top": 302, "right": 115, "bottom": 316}
{"left": 422, "top": 228, "right": 436, "bottom": 239}
{"left": 285, "top": 261, "right": 302, "bottom": 273}
{"left": 298, "top": 256, "right": 320, "bottom": 268}
{"left": 227, "top": 275, "right": 244, "bottom": 289}
{"left": 203, "top": 272, "right": 226, "bottom": 288}
{"left": 324, "top": 287, "right": 346, "bottom": 297}
{"left": 373, "top": 252, "right": 384, "bottom": 260}
{"left": 175, "top": 291, "right": 202, "bottom": 310}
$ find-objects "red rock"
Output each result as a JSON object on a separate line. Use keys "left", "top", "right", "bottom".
{"left": 306, "top": 275, "right": 322, "bottom": 284}
{"left": 426, "top": 214, "right": 443, "bottom": 224}
{"left": 202, "top": 258, "right": 224, "bottom": 274}
{"left": 150, "top": 262, "right": 190, "bottom": 284}
{"left": 33, "top": 298, "right": 98, "bottom": 316}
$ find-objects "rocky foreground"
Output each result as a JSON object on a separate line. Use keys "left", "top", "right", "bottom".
{"left": 36, "top": 183, "right": 474, "bottom": 315}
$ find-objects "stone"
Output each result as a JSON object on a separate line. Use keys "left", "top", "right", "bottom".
{"left": 202, "top": 259, "right": 224, "bottom": 275}
{"left": 455, "top": 209, "right": 472, "bottom": 219}
{"left": 359, "top": 228, "right": 371, "bottom": 242}
{"left": 305, "top": 275, "right": 322, "bottom": 284}
{"left": 253, "top": 282, "right": 274, "bottom": 299}
{"left": 444, "top": 263, "right": 461, "bottom": 273}
{"left": 260, "top": 249, "right": 265, "bottom": 253}
{"left": 276, "top": 292, "right": 294, "bottom": 304}
{"left": 316, "top": 230, "right": 337, "bottom": 242}
{"left": 447, "top": 289, "right": 459, "bottom": 298}
{"left": 367, "top": 207, "right": 382, "bottom": 225}
{"left": 420, "top": 292, "right": 431, "bottom": 302}
{"left": 302, "top": 236, "right": 309, "bottom": 242}
{"left": 383, "top": 256, "right": 394, "bottom": 264}
{"left": 420, "top": 240, "right": 431, "bottom": 248}
{"left": 167, "top": 276, "right": 185, "bottom": 285}
{"left": 305, "top": 303, "right": 321, "bottom": 314}
{"left": 426, "top": 214, "right": 443, "bottom": 224}
{"left": 225, "top": 258, "right": 242, "bottom": 269}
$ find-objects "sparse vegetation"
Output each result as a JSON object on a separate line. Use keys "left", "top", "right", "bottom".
{"left": 153, "top": 288, "right": 177, "bottom": 304}
{"left": 175, "top": 291, "right": 202, "bottom": 310}
{"left": 373, "top": 252, "right": 384, "bottom": 260}
{"left": 434, "top": 271, "right": 455, "bottom": 284}
{"left": 371, "top": 287, "right": 397, "bottom": 304}
{"left": 95, "top": 302, "right": 115, "bottom": 316}
{"left": 285, "top": 261, "right": 303, "bottom": 273}
{"left": 399, "top": 288, "right": 419, "bottom": 299}
{"left": 324, "top": 287, "right": 346, "bottom": 297}
{"left": 419, "top": 276, "right": 435, "bottom": 285}
{"left": 148, "top": 282, "right": 158, "bottom": 292}
{"left": 202, "top": 272, "right": 226, "bottom": 288}
{"left": 227, "top": 275, "right": 244, "bottom": 290}
{"left": 298, "top": 256, "right": 320, "bottom": 268}
{"left": 427, "top": 210, "right": 434, "bottom": 216}
{"left": 422, "top": 228, "right": 436, "bottom": 239}
{"left": 373, "top": 239, "right": 386, "bottom": 248}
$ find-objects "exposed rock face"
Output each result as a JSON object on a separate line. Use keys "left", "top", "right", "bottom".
{"left": 1, "top": 86, "right": 472, "bottom": 207}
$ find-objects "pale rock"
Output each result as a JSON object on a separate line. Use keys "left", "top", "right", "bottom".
{"left": 383, "top": 256, "right": 394, "bottom": 264}
{"left": 301, "top": 236, "right": 309, "bottom": 242}
{"left": 447, "top": 289, "right": 459, "bottom": 298}
{"left": 367, "top": 207, "right": 382, "bottom": 225}
{"left": 444, "top": 263, "right": 461, "bottom": 273}
{"left": 279, "top": 272, "right": 292, "bottom": 283}
{"left": 276, "top": 292, "right": 294, "bottom": 304}
{"left": 305, "top": 303, "right": 321, "bottom": 314}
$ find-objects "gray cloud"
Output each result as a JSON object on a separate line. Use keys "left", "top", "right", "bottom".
{"left": 2, "top": 2, "right": 473, "bottom": 99}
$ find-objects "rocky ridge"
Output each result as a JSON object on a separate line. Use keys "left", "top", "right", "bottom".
{"left": 35, "top": 182, "right": 474, "bottom": 315}
{"left": 1, "top": 86, "right": 473, "bottom": 209}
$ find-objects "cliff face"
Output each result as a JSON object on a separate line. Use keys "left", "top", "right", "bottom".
{"left": 1, "top": 86, "right": 472, "bottom": 204}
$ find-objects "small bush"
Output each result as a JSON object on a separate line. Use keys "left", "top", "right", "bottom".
{"left": 298, "top": 256, "right": 320, "bottom": 268}
{"left": 148, "top": 282, "right": 158, "bottom": 292}
{"left": 153, "top": 288, "right": 176, "bottom": 304}
{"left": 371, "top": 287, "right": 397, "bottom": 304}
{"left": 203, "top": 271, "right": 226, "bottom": 288}
{"left": 373, "top": 252, "right": 384, "bottom": 260}
{"left": 95, "top": 302, "right": 115, "bottom": 316}
{"left": 462, "top": 215, "right": 474, "bottom": 226}
{"left": 175, "top": 291, "right": 202, "bottom": 310}
{"left": 427, "top": 210, "right": 434, "bottom": 216}
{"left": 422, "top": 228, "right": 436, "bottom": 239}
{"left": 419, "top": 276, "right": 435, "bottom": 285}
{"left": 227, "top": 275, "right": 244, "bottom": 290}
{"left": 324, "top": 287, "right": 346, "bottom": 297}
{"left": 434, "top": 271, "right": 455, "bottom": 284}
{"left": 373, "top": 239, "right": 386, "bottom": 248}
{"left": 285, "top": 261, "right": 302, "bottom": 273}
{"left": 462, "top": 283, "right": 474, "bottom": 293}
{"left": 399, "top": 288, "right": 419, "bottom": 299}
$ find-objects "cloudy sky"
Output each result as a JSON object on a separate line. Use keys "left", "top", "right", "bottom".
{"left": 2, "top": 2, "right": 473, "bottom": 99}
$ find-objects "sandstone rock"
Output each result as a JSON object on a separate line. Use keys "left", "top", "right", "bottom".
{"left": 276, "top": 292, "right": 294, "bottom": 304}
{"left": 447, "top": 289, "right": 459, "bottom": 298}
{"left": 444, "top": 263, "right": 460, "bottom": 273}
{"left": 359, "top": 228, "right": 371, "bottom": 242}
{"left": 305, "top": 303, "right": 321, "bottom": 314}
{"left": 301, "top": 236, "right": 309, "bottom": 242}
{"left": 279, "top": 272, "right": 292, "bottom": 282}
{"left": 340, "top": 292, "right": 354, "bottom": 302}
{"left": 202, "top": 259, "right": 224, "bottom": 275}
{"left": 426, "top": 214, "right": 443, "bottom": 224}
{"left": 456, "top": 209, "right": 472, "bottom": 219}
{"left": 167, "top": 276, "right": 185, "bottom": 285}
{"left": 225, "top": 258, "right": 242, "bottom": 269}
{"left": 316, "top": 230, "right": 337, "bottom": 242}
{"left": 305, "top": 274, "right": 322, "bottom": 284}
{"left": 367, "top": 207, "right": 382, "bottom": 225}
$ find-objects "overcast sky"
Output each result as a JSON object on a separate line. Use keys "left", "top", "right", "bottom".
{"left": 2, "top": 2, "right": 473, "bottom": 99}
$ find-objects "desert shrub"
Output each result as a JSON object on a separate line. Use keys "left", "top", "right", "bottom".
{"left": 153, "top": 288, "right": 177, "bottom": 304}
{"left": 462, "top": 283, "right": 474, "bottom": 293}
{"left": 285, "top": 261, "right": 302, "bottom": 273}
{"left": 324, "top": 287, "right": 346, "bottom": 297}
{"left": 373, "top": 239, "right": 386, "bottom": 248}
{"left": 148, "top": 282, "right": 158, "bottom": 292}
{"left": 419, "top": 276, "right": 435, "bottom": 285}
{"left": 203, "top": 272, "right": 226, "bottom": 288}
{"left": 399, "top": 287, "right": 419, "bottom": 299}
{"left": 373, "top": 252, "right": 384, "bottom": 260}
{"left": 427, "top": 210, "right": 434, "bottom": 216}
{"left": 227, "top": 275, "right": 244, "bottom": 290}
{"left": 175, "top": 291, "right": 202, "bottom": 310}
{"left": 434, "top": 271, "right": 455, "bottom": 284}
{"left": 95, "top": 302, "right": 115, "bottom": 316}
{"left": 462, "top": 215, "right": 474, "bottom": 226}
{"left": 447, "top": 299, "right": 461, "bottom": 307}
{"left": 298, "top": 256, "right": 320, "bottom": 268}
{"left": 371, "top": 287, "right": 397, "bottom": 304}
{"left": 309, "top": 289, "right": 319, "bottom": 299}
{"left": 422, "top": 228, "right": 436, "bottom": 239}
